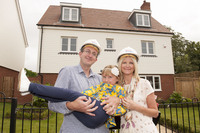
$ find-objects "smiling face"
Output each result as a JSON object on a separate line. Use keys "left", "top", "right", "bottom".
{"left": 79, "top": 46, "right": 98, "bottom": 67}
{"left": 121, "top": 57, "right": 135, "bottom": 76}
{"left": 102, "top": 73, "right": 119, "bottom": 85}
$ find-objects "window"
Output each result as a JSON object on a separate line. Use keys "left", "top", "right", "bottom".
{"left": 141, "top": 41, "right": 154, "bottom": 55}
{"left": 140, "top": 75, "right": 161, "bottom": 91}
{"left": 104, "top": 39, "right": 116, "bottom": 52}
{"left": 136, "top": 13, "right": 150, "bottom": 27}
{"left": 106, "top": 39, "right": 113, "bottom": 49}
{"left": 62, "top": 37, "right": 77, "bottom": 52}
{"left": 62, "top": 7, "right": 79, "bottom": 22}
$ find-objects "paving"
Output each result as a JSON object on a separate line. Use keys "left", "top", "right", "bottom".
{"left": 157, "top": 125, "right": 175, "bottom": 133}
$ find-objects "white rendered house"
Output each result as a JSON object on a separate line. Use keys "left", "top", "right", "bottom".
{"left": 0, "top": 0, "right": 28, "bottom": 100}
{"left": 36, "top": 1, "right": 174, "bottom": 100}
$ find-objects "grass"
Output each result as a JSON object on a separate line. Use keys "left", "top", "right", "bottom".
{"left": 159, "top": 104, "right": 200, "bottom": 133}
{"left": 2, "top": 101, "right": 200, "bottom": 133}
{"left": 0, "top": 102, "right": 63, "bottom": 133}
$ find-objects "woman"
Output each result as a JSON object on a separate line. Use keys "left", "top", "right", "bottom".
{"left": 117, "top": 47, "right": 159, "bottom": 133}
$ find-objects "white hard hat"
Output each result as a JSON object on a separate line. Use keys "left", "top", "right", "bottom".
{"left": 81, "top": 39, "right": 101, "bottom": 54}
{"left": 117, "top": 47, "right": 139, "bottom": 62}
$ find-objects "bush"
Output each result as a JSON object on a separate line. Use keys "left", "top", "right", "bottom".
{"left": 25, "top": 68, "right": 38, "bottom": 77}
{"left": 166, "top": 91, "right": 183, "bottom": 103}
{"left": 32, "top": 83, "right": 51, "bottom": 107}
{"left": 33, "top": 96, "right": 48, "bottom": 107}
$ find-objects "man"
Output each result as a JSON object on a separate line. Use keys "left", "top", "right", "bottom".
{"left": 48, "top": 39, "right": 119, "bottom": 133}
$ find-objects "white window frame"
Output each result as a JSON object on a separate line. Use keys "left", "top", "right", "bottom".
{"left": 136, "top": 13, "right": 150, "bottom": 27}
{"left": 140, "top": 75, "right": 162, "bottom": 91}
{"left": 141, "top": 41, "right": 155, "bottom": 55}
{"left": 62, "top": 7, "right": 79, "bottom": 22}
{"left": 106, "top": 38, "right": 114, "bottom": 49}
{"left": 61, "top": 37, "right": 77, "bottom": 52}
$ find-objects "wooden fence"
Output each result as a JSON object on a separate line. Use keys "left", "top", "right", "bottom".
{"left": 174, "top": 71, "right": 200, "bottom": 98}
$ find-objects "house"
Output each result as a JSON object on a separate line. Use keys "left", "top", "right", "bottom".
{"left": 36, "top": 1, "right": 175, "bottom": 100}
{"left": 0, "top": 0, "right": 30, "bottom": 103}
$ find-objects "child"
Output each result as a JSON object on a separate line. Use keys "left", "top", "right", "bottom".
{"left": 18, "top": 65, "right": 126, "bottom": 129}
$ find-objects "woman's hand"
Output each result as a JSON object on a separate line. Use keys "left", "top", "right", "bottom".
{"left": 101, "top": 96, "right": 120, "bottom": 115}
{"left": 122, "top": 93, "right": 159, "bottom": 118}
{"left": 122, "top": 98, "right": 138, "bottom": 110}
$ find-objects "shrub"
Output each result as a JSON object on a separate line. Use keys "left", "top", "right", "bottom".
{"left": 25, "top": 68, "right": 38, "bottom": 77}
{"left": 33, "top": 96, "right": 48, "bottom": 107}
{"left": 166, "top": 91, "right": 183, "bottom": 103}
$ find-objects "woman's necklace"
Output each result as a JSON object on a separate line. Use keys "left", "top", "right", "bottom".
{"left": 121, "top": 77, "right": 138, "bottom": 129}
{"left": 123, "top": 77, "right": 138, "bottom": 121}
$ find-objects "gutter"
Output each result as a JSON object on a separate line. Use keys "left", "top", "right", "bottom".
{"left": 38, "top": 26, "right": 44, "bottom": 84}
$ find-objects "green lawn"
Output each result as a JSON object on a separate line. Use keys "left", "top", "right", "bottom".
{"left": 2, "top": 102, "right": 199, "bottom": 133}
{"left": 0, "top": 102, "right": 63, "bottom": 133}
{"left": 159, "top": 106, "right": 200, "bottom": 133}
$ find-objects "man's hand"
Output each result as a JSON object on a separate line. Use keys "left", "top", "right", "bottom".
{"left": 66, "top": 96, "right": 98, "bottom": 116}
{"left": 101, "top": 96, "right": 120, "bottom": 115}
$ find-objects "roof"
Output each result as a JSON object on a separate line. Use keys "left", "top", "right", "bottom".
{"left": 37, "top": 5, "right": 172, "bottom": 34}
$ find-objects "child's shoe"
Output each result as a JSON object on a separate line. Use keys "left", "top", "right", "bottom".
{"left": 18, "top": 68, "right": 30, "bottom": 96}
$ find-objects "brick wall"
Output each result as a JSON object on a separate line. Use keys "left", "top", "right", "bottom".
{"left": 0, "top": 66, "right": 32, "bottom": 104}
{"left": 38, "top": 73, "right": 174, "bottom": 100}
{"left": 155, "top": 74, "right": 175, "bottom": 100}
{"left": 1, "top": 65, "right": 174, "bottom": 103}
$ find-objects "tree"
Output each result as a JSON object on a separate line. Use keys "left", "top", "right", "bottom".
{"left": 167, "top": 27, "right": 200, "bottom": 73}
{"left": 185, "top": 41, "right": 200, "bottom": 71}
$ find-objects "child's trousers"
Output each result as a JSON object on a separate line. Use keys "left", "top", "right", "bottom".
{"left": 29, "top": 83, "right": 109, "bottom": 128}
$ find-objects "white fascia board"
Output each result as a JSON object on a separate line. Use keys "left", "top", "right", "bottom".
{"left": 38, "top": 26, "right": 173, "bottom": 38}
{"left": 15, "top": 0, "right": 28, "bottom": 48}
{"left": 60, "top": 2, "right": 81, "bottom": 7}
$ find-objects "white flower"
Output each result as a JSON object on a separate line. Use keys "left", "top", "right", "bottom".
{"left": 111, "top": 67, "right": 119, "bottom": 77}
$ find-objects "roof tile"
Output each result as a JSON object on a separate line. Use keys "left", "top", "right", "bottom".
{"left": 37, "top": 5, "right": 171, "bottom": 34}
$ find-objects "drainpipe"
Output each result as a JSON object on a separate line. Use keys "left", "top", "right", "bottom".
{"left": 39, "top": 26, "right": 44, "bottom": 84}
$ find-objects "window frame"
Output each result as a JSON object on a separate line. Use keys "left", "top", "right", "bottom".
{"left": 62, "top": 7, "right": 79, "bottom": 22}
{"left": 61, "top": 37, "right": 77, "bottom": 53}
{"left": 140, "top": 75, "right": 162, "bottom": 91}
{"left": 141, "top": 41, "right": 155, "bottom": 55}
{"left": 106, "top": 38, "right": 114, "bottom": 49}
{"left": 104, "top": 38, "right": 116, "bottom": 52}
{"left": 136, "top": 13, "right": 150, "bottom": 27}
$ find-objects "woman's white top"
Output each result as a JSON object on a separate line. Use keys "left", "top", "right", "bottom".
{"left": 120, "top": 78, "right": 158, "bottom": 133}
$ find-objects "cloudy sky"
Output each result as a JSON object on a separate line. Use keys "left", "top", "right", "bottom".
{"left": 19, "top": 0, "right": 200, "bottom": 71}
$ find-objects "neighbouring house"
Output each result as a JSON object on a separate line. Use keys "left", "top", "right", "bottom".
{"left": 0, "top": 0, "right": 30, "bottom": 104}
{"left": 36, "top": 1, "right": 175, "bottom": 100}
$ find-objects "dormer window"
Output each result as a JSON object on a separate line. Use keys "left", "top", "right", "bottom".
{"left": 128, "top": 9, "right": 151, "bottom": 28}
{"left": 60, "top": 2, "right": 81, "bottom": 22}
{"left": 62, "top": 7, "right": 79, "bottom": 22}
{"left": 136, "top": 13, "right": 150, "bottom": 27}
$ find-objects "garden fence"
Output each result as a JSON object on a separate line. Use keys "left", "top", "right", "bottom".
{"left": 1, "top": 92, "right": 200, "bottom": 133}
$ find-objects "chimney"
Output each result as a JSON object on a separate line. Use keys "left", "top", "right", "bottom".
{"left": 140, "top": 0, "right": 151, "bottom": 11}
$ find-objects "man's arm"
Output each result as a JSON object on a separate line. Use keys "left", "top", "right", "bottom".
{"left": 48, "top": 67, "right": 98, "bottom": 115}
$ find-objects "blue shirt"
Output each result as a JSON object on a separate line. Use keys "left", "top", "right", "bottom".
{"left": 48, "top": 64, "right": 109, "bottom": 133}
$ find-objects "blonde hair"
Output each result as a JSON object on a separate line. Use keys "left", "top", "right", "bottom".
{"left": 117, "top": 56, "right": 140, "bottom": 85}
{"left": 101, "top": 65, "right": 120, "bottom": 84}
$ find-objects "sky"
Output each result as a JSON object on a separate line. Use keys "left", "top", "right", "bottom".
{"left": 19, "top": 0, "right": 200, "bottom": 72}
